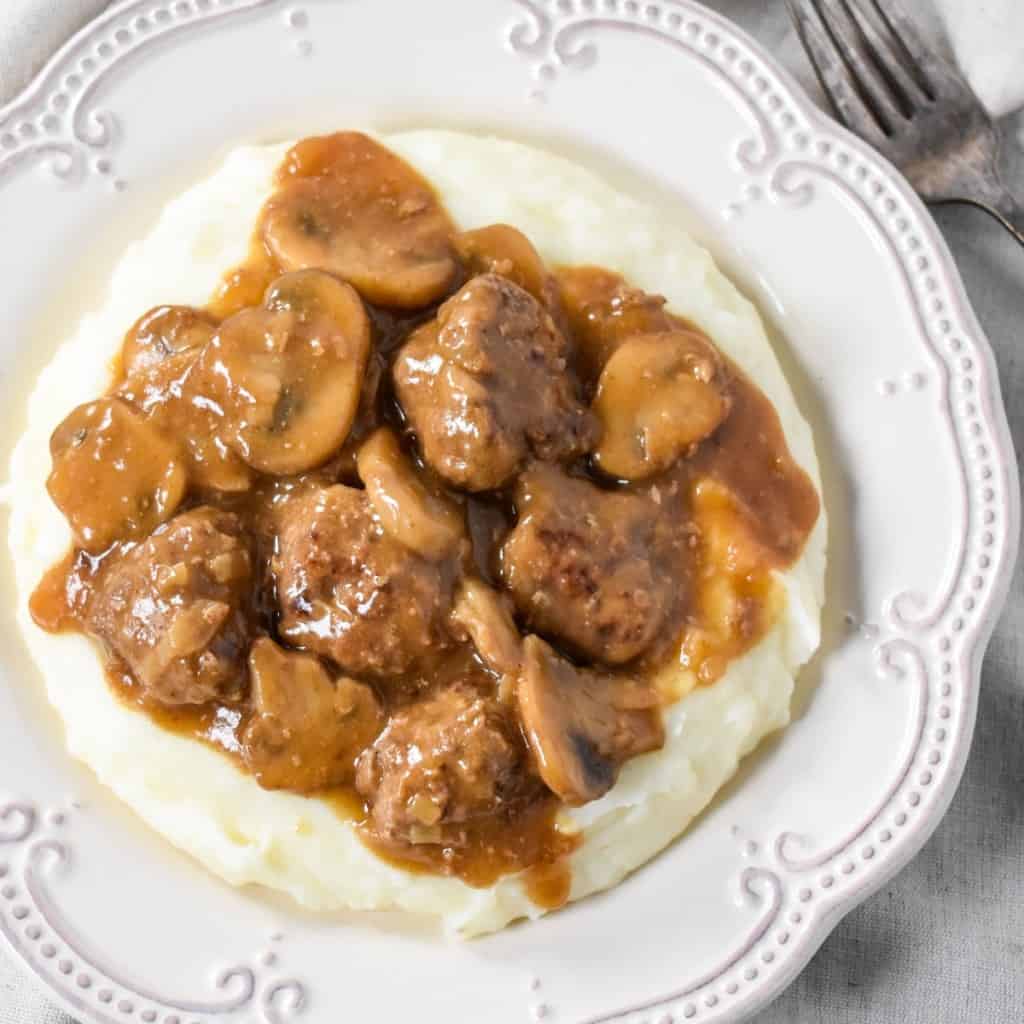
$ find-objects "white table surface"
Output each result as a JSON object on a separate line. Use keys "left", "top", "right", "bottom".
{"left": 1, "top": 2, "right": 1021, "bottom": 1022}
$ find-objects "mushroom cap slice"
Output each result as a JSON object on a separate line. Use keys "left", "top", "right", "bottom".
{"left": 121, "top": 305, "right": 217, "bottom": 378}
{"left": 556, "top": 267, "right": 676, "bottom": 381}
{"left": 449, "top": 578, "right": 523, "bottom": 682}
{"left": 592, "top": 331, "right": 730, "bottom": 480}
{"left": 119, "top": 347, "right": 255, "bottom": 495}
{"left": 241, "top": 637, "right": 383, "bottom": 792}
{"left": 517, "top": 636, "right": 663, "bottom": 806}
{"left": 356, "top": 426, "right": 464, "bottom": 561}
{"left": 261, "top": 131, "right": 458, "bottom": 310}
{"left": 47, "top": 397, "right": 187, "bottom": 553}
{"left": 454, "top": 224, "right": 550, "bottom": 305}
{"left": 198, "top": 271, "right": 371, "bottom": 476}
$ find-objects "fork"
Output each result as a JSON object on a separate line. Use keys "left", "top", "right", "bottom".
{"left": 787, "top": 0, "right": 1024, "bottom": 246}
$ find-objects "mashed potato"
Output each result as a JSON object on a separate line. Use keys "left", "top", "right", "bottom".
{"left": 4, "top": 132, "right": 826, "bottom": 937}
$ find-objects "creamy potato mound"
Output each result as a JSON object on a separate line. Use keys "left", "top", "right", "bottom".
{"left": 5, "top": 132, "right": 826, "bottom": 937}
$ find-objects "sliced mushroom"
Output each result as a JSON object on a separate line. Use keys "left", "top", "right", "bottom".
{"left": 241, "top": 638, "right": 383, "bottom": 792}
{"left": 517, "top": 636, "right": 664, "bottom": 806}
{"left": 121, "top": 305, "right": 217, "bottom": 378}
{"left": 263, "top": 266, "right": 367, "bottom": 324}
{"left": 47, "top": 398, "right": 187, "bottom": 553}
{"left": 119, "top": 350, "right": 254, "bottom": 494}
{"left": 556, "top": 267, "right": 676, "bottom": 381}
{"left": 450, "top": 578, "right": 523, "bottom": 681}
{"left": 197, "top": 271, "right": 371, "bottom": 475}
{"left": 356, "top": 426, "right": 463, "bottom": 560}
{"left": 592, "top": 332, "right": 730, "bottom": 480}
{"left": 261, "top": 132, "right": 458, "bottom": 309}
{"left": 454, "top": 224, "right": 549, "bottom": 304}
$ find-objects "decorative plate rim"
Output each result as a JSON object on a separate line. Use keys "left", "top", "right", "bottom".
{"left": 0, "top": 1, "right": 1018, "bottom": 1022}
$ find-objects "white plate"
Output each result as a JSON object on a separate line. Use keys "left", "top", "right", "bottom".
{"left": 0, "top": 1, "right": 1017, "bottom": 1022}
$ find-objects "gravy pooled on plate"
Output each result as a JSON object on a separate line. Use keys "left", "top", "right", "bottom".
{"left": 31, "top": 132, "right": 819, "bottom": 905}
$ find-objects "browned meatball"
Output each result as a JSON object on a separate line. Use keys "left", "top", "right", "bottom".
{"left": 393, "top": 273, "right": 596, "bottom": 492}
{"left": 86, "top": 507, "right": 252, "bottom": 706}
{"left": 273, "top": 484, "right": 454, "bottom": 678}
{"left": 500, "top": 466, "right": 686, "bottom": 665}
{"left": 356, "top": 684, "right": 527, "bottom": 847}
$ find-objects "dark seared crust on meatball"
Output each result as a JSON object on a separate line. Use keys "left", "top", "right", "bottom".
{"left": 356, "top": 683, "right": 529, "bottom": 847}
{"left": 393, "top": 273, "right": 596, "bottom": 492}
{"left": 500, "top": 465, "right": 687, "bottom": 665}
{"left": 86, "top": 507, "right": 252, "bottom": 706}
{"left": 273, "top": 483, "right": 455, "bottom": 678}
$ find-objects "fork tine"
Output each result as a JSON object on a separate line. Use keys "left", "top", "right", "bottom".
{"left": 787, "top": 0, "right": 887, "bottom": 142}
{"left": 816, "top": 0, "right": 906, "bottom": 133}
{"left": 870, "top": 0, "right": 965, "bottom": 99}
{"left": 839, "top": 0, "right": 931, "bottom": 110}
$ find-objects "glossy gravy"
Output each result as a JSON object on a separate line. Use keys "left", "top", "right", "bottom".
{"left": 31, "top": 133, "right": 819, "bottom": 907}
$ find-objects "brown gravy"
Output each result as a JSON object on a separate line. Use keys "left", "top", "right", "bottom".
{"left": 30, "top": 132, "right": 819, "bottom": 903}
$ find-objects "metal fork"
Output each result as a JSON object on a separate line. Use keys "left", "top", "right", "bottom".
{"left": 787, "top": 0, "right": 1024, "bottom": 246}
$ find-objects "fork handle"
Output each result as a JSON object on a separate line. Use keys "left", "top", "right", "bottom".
{"left": 983, "top": 188, "right": 1024, "bottom": 247}
{"left": 952, "top": 186, "right": 1024, "bottom": 248}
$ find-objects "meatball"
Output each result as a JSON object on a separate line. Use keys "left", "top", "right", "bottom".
{"left": 556, "top": 266, "right": 677, "bottom": 381}
{"left": 86, "top": 507, "right": 251, "bottom": 706}
{"left": 393, "top": 273, "right": 596, "bottom": 492}
{"left": 273, "top": 484, "right": 454, "bottom": 678}
{"left": 500, "top": 466, "right": 686, "bottom": 665}
{"left": 356, "top": 684, "right": 527, "bottom": 846}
